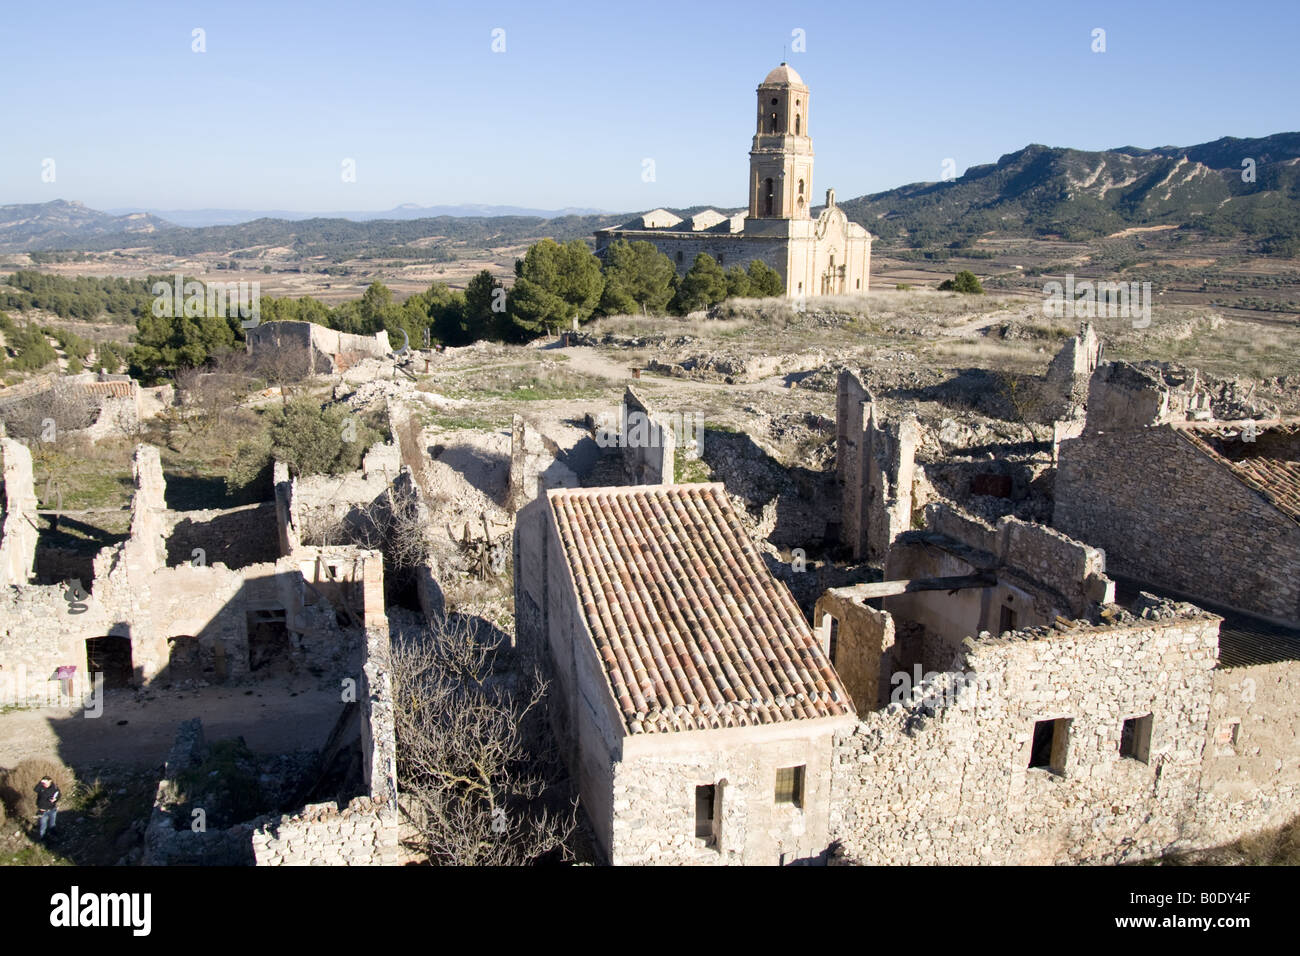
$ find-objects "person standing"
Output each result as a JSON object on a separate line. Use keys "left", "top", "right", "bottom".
{"left": 34, "top": 776, "right": 60, "bottom": 841}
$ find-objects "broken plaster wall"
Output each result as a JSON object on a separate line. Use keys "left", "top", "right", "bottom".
{"left": 245, "top": 321, "right": 391, "bottom": 375}
{"left": 881, "top": 504, "right": 1113, "bottom": 680}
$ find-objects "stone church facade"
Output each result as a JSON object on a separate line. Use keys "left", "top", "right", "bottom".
{"left": 594, "top": 63, "right": 872, "bottom": 300}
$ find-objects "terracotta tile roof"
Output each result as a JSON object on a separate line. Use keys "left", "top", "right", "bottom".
{"left": 1176, "top": 422, "right": 1300, "bottom": 524}
{"left": 76, "top": 381, "right": 135, "bottom": 399}
{"left": 548, "top": 483, "right": 852, "bottom": 734}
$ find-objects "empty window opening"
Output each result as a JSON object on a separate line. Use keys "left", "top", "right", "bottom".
{"left": 764, "top": 178, "right": 774, "bottom": 216}
{"left": 826, "top": 616, "right": 840, "bottom": 666}
{"left": 86, "top": 636, "right": 133, "bottom": 689}
{"left": 695, "top": 784, "right": 717, "bottom": 843}
{"left": 717, "top": 253, "right": 724, "bottom": 265}
{"left": 775, "top": 765, "right": 805, "bottom": 808}
{"left": 795, "top": 115, "right": 801, "bottom": 135}
{"left": 1214, "top": 719, "right": 1241, "bottom": 750}
{"left": 247, "top": 608, "right": 290, "bottom": 671}
{"left": 769, "top": 112, "right": 778, "bottom": 133}
{"left": 676, "top": 250, "right": 683, "bottom": 264}
{"left": 856, "top": 279, "right": 861, "bottom": 289}
{"left": 1120, "top": 713, "right": 1153, "bottom": 763}
{"left": 1029, "top": 718, "right": 1071, "bottom": 773}
{"left": 999, "top": 603, "right": 1017, "bottom": 634}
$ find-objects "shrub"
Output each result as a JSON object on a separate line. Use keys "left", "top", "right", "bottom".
{"left": 938, "top": 270, "right": 985, "bottom": 294}
{"left": 0, "top": 758, "right": 76, "bottom": 823}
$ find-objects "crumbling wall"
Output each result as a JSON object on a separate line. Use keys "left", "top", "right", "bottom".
{"left": 164, "top": 502, "right": 280, "bottom": 570}
{"left": 251, "top": 796, "right": 399, "bottom": 865}
{"left": 836, "top": 370, "right": 920, "bottom": 561}
{"left": 142, "top": 719, "right": 258, "bottom": 866}
{"left": 1054, "top": 425, "right": 1300, "bottom": 623}
{"left": 1198, "top": 660, "right": 1300, "bottom": 845}
{"left": 0, "top": 437, "right": 38, "bottom": 587}
{"left": 508, "top": 415, "right": 578, "bottom": 510}
{"left": 254, "top": 605, "right": 397, "bottom": 865}
{"left": 813, "top": 588, "right": 895, "bottom": 712}
{"left": 621, "top": 387, "right": 675, "bottom": 485}
{"left": 245, "top": 321, "right": 391, "bottom": 375}
{"left": 1045, "top": 322, "right": 1102, "bottom": 415}
{"left": 273, "top": 461, "right": 300, "bottom": 556}
{"left": 830, "top": 610, "right": 1224, "bottom": 865}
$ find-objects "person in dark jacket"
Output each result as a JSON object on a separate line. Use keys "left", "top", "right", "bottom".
{"left": 34, "top": 776, "right": 60, "bottom": 840}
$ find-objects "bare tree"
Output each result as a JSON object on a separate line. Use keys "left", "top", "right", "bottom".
{"left": 388, "top": 615, "right": 577, "bottom": 865}
{"left": 0, "top": 382, "right": 98, "bottom": 443}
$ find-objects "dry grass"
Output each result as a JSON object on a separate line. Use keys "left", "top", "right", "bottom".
{"left": 1160, "top": 815, "right": 1300, "bottom": 865}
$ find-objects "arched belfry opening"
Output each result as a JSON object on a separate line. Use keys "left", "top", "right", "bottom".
{"left": 750, "top": 62, "right": 811, "bottom": 222}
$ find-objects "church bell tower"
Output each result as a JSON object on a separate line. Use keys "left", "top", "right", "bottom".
{"left": 749, "top": 63, "right": 814, "bottom": 221}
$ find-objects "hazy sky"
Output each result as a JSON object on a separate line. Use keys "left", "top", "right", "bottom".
{"left": 3, "top": 0, "right": 1297, "bottom": 214}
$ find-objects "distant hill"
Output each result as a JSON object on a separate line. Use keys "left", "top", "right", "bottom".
{"left": 0, "top": 200, "right": 173, "bottom": 251}
{"left": 838, "top": 133, "right": 1300, "bottom": 253}
{"left": 4, "top": 133, "right": 1299, "bottom": 258}
{"left": 103, "top": 203, "right": 608, "bottom": 228}
{"left": 0, "top": 205, "right": 628, "bottom": 258}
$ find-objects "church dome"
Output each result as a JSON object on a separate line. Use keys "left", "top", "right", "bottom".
{"left": 762, "top": 62, "right": 805, "bottom": 86}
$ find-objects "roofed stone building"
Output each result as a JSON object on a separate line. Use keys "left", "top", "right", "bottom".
{"left": 514, "top": 482, "right": 854, "bottom": 864}
{"left": 594, "top": 64, "right": 872, "bottom": 300}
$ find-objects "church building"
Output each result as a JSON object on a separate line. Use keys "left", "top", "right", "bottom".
{"left": 594, "top": 63, "right": 872, "bottom": 300}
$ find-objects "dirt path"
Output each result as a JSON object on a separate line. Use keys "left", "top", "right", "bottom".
{"left": 0, "top": 681, "right": 344, "bottom": 772}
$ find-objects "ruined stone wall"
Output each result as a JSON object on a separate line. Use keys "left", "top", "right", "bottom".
{"left": 508, "top": 415, "right": 578, "bottom": 510}
{"left": 163, "top": 502, "right": 279, "bottom": 570}
{"left": 0, "top": 437, "right": 38, "bottom": 587}
{"left": 251, "top": 797, "right": 399, "bottom": 866}
{"left": 836, "top": 370, "right": 919, "bottom": 562}
{"left": 1198, "top": 661, "right": 1300, "bottom": 845}
{"left": 611, "top": 718, "right": 850, "bottom": 865}
{"left": 143, "top": 719, "right": 258, "bottom": 866}
{"left": 830, "top": 612, "right": 1224, "bottom": 865}
{"left": 359, "top": 623, "right": 397, "bottom": 804}
{"left": 1045, "top": 322, "right": 1102, "bottom": 415}
{"left": 1055, "top": 425, "right": 1300, "bottom": 623}
{"left": 273, "top": 461, "right": 299, "bottom": 556}
{"left": 813, "top": 588, "right": 895, "bottom": 712}
{"left": 246, "top": 321, "right": 390, "bottom": 374}
{"left": 621, "top": 387, "right": 675, "bottom": 485}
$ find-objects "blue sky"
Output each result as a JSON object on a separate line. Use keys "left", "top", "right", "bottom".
{"left": 3, "top": 0, "right": 1297, "bottom": 214}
